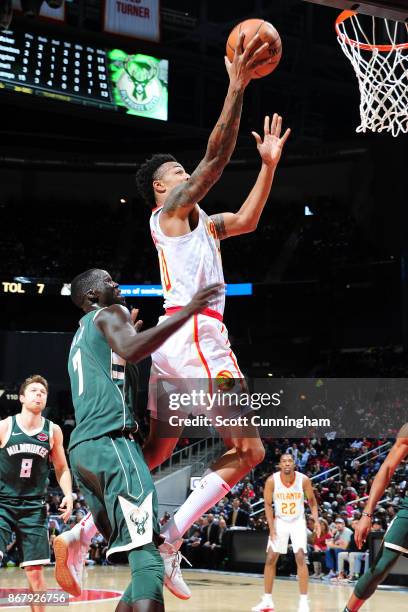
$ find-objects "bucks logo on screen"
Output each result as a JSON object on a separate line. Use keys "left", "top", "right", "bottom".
{"left": 108, "top": 50, "right": 168, "bottom": 121}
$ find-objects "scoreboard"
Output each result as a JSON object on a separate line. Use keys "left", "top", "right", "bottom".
{"left": 0, "top": 28, "right": 168, "bottom": 120}
{"left": 0, "top": 30, "right": 110, "bottom": 107}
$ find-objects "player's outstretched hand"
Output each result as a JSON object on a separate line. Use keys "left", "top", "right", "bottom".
{"left": 59, "top": 495, "right": 74, "bottom": 523}
{"left": 354, "top": 515, "right": 372, "bottom": 549}
{"left": 252, "top": 113, "right": 291, "bottom": 168}
{"left": 130, "top": 308, "right": 143, "bottom": 333}
{"left": 185, "top": 283, "right": 224, "bottom": 315}
{"left": 225, "top": 32, "right": 273, "bottom": 89}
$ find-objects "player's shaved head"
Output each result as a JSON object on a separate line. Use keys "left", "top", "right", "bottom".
{"left": 280, "top": 453, "right": 295, "bottom": 463}
{"left": 136, "top": 153, "right": 177, "bottom": 208}
{"left": 70, "top": 268, "right": 104, "bottom": 308}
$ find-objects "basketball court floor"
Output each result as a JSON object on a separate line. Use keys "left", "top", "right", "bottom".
{"left": 2, "top": 567, "right": 407, "bottom": 610}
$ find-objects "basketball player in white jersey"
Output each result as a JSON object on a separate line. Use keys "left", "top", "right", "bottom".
{"left": 252, "top": 454, "right": 320, "bottom": 612}
{"left": 56, "top": 33, "right": 290, "bottom": 600}
{"left": 133, "top": 35, "right": 291, "bottom": 599}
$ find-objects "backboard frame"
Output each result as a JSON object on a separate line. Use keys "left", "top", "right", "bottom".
{"left": 302, "top": 1, "right": 408, "bottom": 23}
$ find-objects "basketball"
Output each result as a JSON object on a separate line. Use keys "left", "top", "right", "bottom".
{"left": 226, "top": 18, "right": 282, "bottom": 78}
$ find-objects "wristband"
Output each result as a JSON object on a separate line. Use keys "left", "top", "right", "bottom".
{"left": 362, "top": 511, "right": 373, "bottom": 519}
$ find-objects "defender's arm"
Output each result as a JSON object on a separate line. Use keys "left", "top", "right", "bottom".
{"left": 95, "top": 284, "right": 222, "bottom": 364}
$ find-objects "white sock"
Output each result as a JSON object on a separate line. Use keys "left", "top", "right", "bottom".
{"left": 76, "top": 512, "right": 98, "bottom": 545}
{"left": 263, "top": 593, "right": 273, "bottom": 600}
{"left": 299, "top": 594, "right": 308, "bottom": 601}
{"left": 160, "top": 471, "right": 230, "bottom": 547}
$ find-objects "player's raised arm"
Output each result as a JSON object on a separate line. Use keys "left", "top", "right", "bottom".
{"left": 95, "top": 283, "right": 223, "bottom": 363}
{"left": 160, "top": 33, "right": 271, "bottom": 218}
{"left": 210, "top": 113, "right": 290, "bottom": 239}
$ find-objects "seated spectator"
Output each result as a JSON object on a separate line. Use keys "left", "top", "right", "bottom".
{"left": 201, "top": 514, "right": 221, "bottom": 569}
{"left": 182, "top": 527, "right": 203, "bottom": 567}
{"left": 212, "top": 517, "right": 228, "bottom": 569}
{"left": 90, "top": 532, "right": 108, "bottom": 565}
{"left": 226, "top": 498, "right": 250, "bottom": 528}
{"left": 311, "top": 518, "right": 331, "bottom": 578}
{"left": 336, "top": 518, "right": 369, "bottom": 582}
{"left": 323, "top": 517, "right": 352, "bottom": 579}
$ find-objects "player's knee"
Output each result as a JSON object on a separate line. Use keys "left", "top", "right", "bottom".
{"left": 266, "top": 553, "right": 279, "bottom": 566}
{"left": 354, "top": 548, "right": 400, "bottom": 600}
{"left": 295, "top": 549, "right": 306, "bottom": 566}
{"left": 25, "top": 566, "right": 45, "bottom": 590}
{"left": 241, "top": 441, "right": 265, "bottom": 468}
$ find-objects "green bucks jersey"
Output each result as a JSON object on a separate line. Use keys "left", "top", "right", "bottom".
{"left": 0, "top": 415, "right": 51, "bottom": 502}
{"left": 399, "top": 491, "right": 408, "bottom": 518}
{"left": 68, "top": 308, "right": 137, "bottom": 451}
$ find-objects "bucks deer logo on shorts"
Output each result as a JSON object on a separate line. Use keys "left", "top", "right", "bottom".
{"left": 130, "top": 510, "right": 149, "bottom": 536}
{"left": 119, "top": 493, "right": 153, "bottom": 548}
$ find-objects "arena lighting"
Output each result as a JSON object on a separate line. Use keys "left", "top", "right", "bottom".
{"left": 21, "top": 0, "right": 44, "bottom": 17}
{"left": 0, "top": 0, "right": 12, "bottom": 30}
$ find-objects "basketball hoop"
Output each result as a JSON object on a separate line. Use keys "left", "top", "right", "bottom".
{"left": 335, "top": 10, "right": 408, "bottom": 137}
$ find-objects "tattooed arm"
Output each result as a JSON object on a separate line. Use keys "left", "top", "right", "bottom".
{"left": 160, "top": 33, "right": 271, "bottom": 223}
{"left": 211, "top": 114, "right": 291, "bottom": 240}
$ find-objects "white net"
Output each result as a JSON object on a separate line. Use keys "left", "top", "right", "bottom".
{"left": 336, "top": 11, "right": 408, "bottom": 137}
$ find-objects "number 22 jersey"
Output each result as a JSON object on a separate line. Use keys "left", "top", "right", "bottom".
{"left": 273, "top": 471, "right": 305, "bottom": 522}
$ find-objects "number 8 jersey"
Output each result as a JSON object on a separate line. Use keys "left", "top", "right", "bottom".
{"left": 273, "top": 471, "right": 305, "bottom": 522}
{"left": 0, "top": 415, "right": 52, "bottom": 502}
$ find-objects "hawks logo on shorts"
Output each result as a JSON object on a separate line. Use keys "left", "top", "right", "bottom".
{"left": 216, "top": 370, "right": 234, "bottom": 391}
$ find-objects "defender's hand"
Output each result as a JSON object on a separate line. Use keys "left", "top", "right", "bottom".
{"left": 130, "top": 308, "right": 143, "bottom": 333}
{"left": 59, "top": 496, "right": 74, "bottom": 523}
{"left": 252, "top": 114, "right": 291, "bottom": 168}
{"left": 185, "top": 283, "right": 224, "bottom": 316}
{"left": 355, "top": 515, "right": 372, "bottom": 549}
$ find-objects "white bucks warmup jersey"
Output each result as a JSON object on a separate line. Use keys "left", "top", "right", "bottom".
{"left": 150, "top": 205, "right": 225, "bottom": 315}
{"left": 273, "top": 471, "right": 305, "bottom": 521}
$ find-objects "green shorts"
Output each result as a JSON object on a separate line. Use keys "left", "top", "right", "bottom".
{"left": 69, "top": 434, "right": 160, "bottom": 561}
{"left": 384, "top": 510, "right": 408, "bottom": 556}
{"left": 0, "top": 498, "right": 49, "bottom": 567}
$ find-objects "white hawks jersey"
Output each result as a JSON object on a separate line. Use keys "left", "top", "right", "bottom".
{"left": 150, "top": 204, "right": 225, "bottom": 315}
{"left": 273, "top": 471, "right": 305, "bottom": 522}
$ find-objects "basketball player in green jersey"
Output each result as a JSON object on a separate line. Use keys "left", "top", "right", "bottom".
{"left": 58, "top": 268, "right": 221, "bottom": 612}
{"left": 0, "top": 375, "right": 73, "bottom": 612}
{"left": 342, "top": 423, "right": 408, "bottom": 611}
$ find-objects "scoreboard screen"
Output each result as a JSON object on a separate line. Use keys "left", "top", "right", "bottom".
{"left": 0, "top": 29, "right": 168, "bottom": 120}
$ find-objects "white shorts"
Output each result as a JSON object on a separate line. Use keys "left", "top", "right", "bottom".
{"left": 148, "top": 310, "right": 245, "bottom": 419}
{"left": 267, "top": 516, "right": 307, "bottom": 555}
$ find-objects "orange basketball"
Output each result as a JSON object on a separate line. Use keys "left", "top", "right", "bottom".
{"left": 226, "top": 18, "right": 282, "bottom": 78}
